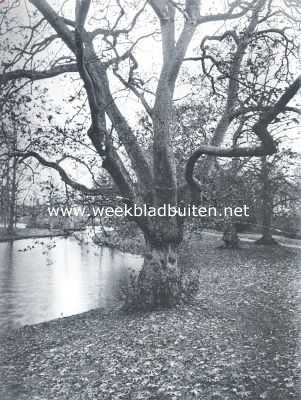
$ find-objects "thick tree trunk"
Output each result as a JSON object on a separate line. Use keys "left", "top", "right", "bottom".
{"left": 135, "top": 218, "right": 184, "bottom": 309}
{"left": 256, "top": 214, "right": 278, "bottom": 245}
{"left": 137, "top": 241, "right": 181, "bottom": 309}
{"left": 256, "top": 157, "right": 278, "bottom": 245}
{"left": 257, "top": 199, "right": 277, "bottom": 245}
{"left": 222, "top": 222, "right": 239, "bottom": 249}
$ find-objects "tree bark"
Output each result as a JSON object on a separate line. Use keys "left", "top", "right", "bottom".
{"left": 256, "top": 157, "right": 278, "bottom": 245}
{"left": 222, "top": 222, "right": 239, "bottom": 249}
{"left": 137, "top": 242, "right": 181, "bottom": 309}
{"left": 136, "top": 219, "right": 183, "bottom": 309}
{"left": 7, "top": 124, "right": 18, "bottom": 234}
{"left": 7, "top": 156, "right": 17, "bottom": 234}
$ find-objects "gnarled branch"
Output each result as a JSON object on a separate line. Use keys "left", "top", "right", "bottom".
{"left": 12, "top": 151, "right": 109, "bottom": 196}
{"left": 185, "top": 75, "right": 301, "bottom": 191}
{"left": 0, "top": 64, "right": 78, "bottom": 85}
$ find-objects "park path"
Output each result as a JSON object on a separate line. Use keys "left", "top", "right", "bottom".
{"left": 203, "top": 230, "right": 301, "bottom": 250}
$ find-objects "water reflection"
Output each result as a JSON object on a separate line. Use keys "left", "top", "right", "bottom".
{"left": 0, "top": 237, "right": 142, "bottom": 333}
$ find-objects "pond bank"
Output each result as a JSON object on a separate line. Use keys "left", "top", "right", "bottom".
{"left": 0, "top": 227, "right": 89, "bottom": 243}
{"left": 0, "top": 228, "right": 71, "bottom": 243}
{"left": 0, "top": 227, "right": 144, "bottom": 254}
{"left": 1, "top": 236, "right": 300, "bottom": 399}
{"left": 92, "top": 229, "right": 145, "bottom": 255}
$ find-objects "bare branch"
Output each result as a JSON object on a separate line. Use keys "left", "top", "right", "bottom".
{"left": 112, "top": 56, "right": 153, "bottom": 116}
{"left": 75, "top": 0, "right": 91, "bottom": 30}
{"left": 148, "top": 0, "right": 169, "bottom": 20}
{"left": 90, "top": 1, "right": 148, "bottom": 39}
{"left": 14, "top": 151, "right": 107, "bottom": 196}
{"left": 231, "top": 105, "right": 301, "bottom": 121}
{"left": 29, "top": 0, "right": 75, "bottom": 51}
{"left": 57, "top": 154, "right": 101, "bottom": 188}
{"left": 197, "top": 1, "right": 255, "bottom": 24}
{"left": 0, "top": 64, "right": 78, "bottom": 85}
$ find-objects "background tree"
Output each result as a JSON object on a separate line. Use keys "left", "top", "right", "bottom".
{"left": 0, "top": 90, "right": 38, "bottom": 233}
{"left": 254, "top": 151, "right": 301, "bottom": 243}
{"left": 0, "top": 0, "right": 300, "bottom": 308}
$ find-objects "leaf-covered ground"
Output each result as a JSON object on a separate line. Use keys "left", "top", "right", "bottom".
{"left": 1, "top": 235, "right": 301, "bottom": 399}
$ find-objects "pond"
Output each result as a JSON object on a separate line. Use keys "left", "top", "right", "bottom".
{"left": 0, "top": 236, "right": 143, "bottom": 334}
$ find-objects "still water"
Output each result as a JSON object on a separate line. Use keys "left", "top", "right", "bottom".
{"left": 0, "top": 237, "right": 143, "bottom": 333}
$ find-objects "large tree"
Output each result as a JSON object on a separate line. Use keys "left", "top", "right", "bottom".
{"left": 0, "top": 0, "right": 300, "bottom": 308}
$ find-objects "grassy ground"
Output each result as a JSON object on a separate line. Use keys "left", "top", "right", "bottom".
{"left": 1, "top": 235, "right": 300, "bottom": 399}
